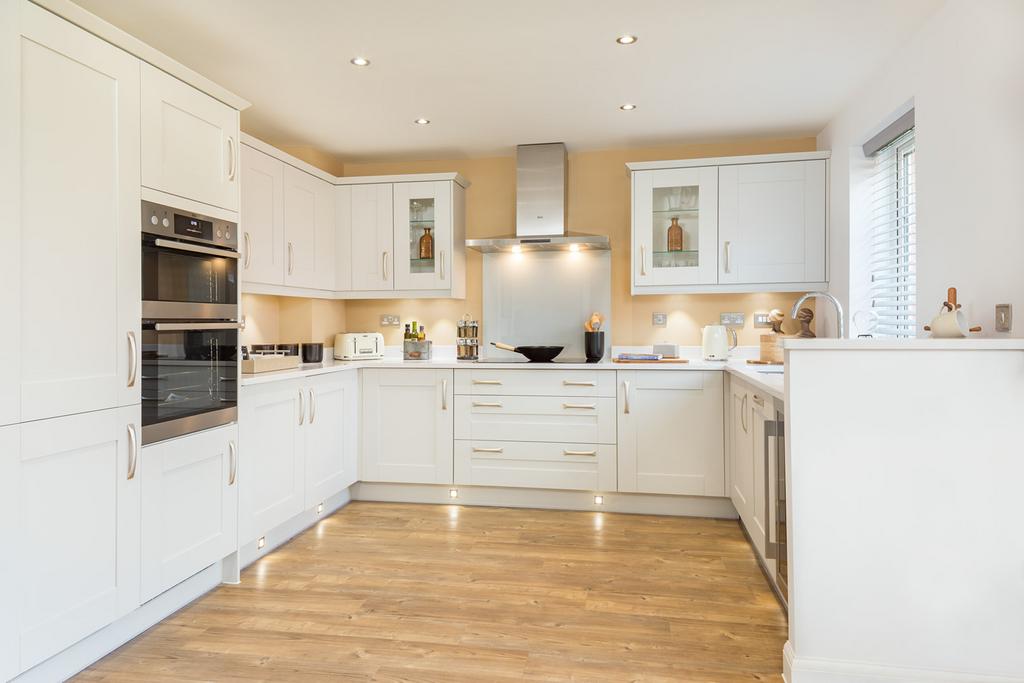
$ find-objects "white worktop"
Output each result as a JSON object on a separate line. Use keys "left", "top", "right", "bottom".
{"left": 241, "top": 346, "right": 786, "bottom": 400}
{"left": 783, "top": 337, "right": 1024, "bottom": 351}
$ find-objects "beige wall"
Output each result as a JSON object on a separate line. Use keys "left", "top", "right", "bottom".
{"left": 242, "top": 136, "right": 818, "bottom": 348}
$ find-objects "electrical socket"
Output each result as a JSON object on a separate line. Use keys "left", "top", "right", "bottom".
{"left": 753, "top": 313, "right": 772, "bottom": 328}
{"left": 720, "top": 312, "right": 745, "bottom": 326}
{"left": 996, "top": 304, "right": 1012, "bottom": 332}
{"left": 379, "top": 314, "right": 401, "bottom": 327}
{"left": 652, "top": 312, "right": 667, "bottom": 327}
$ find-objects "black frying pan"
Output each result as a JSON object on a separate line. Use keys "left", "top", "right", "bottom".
{"left": 492, "top": 341, "right": 564, "bottom": 363}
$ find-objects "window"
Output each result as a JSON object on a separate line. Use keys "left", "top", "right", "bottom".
{"left": 868, "top": 128, "right": 916, "bottom": 337}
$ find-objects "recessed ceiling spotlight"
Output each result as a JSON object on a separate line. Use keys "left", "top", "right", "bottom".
{"left": 619, "top": 103, "right": 637, "bottom": 111}
{"left": 414, "top": 118, "right": 431, "bottom": 125}
{"left": 616, "top": 35, "right": 638, "bottom": 45}
{"left": 350, "top": 57, "right": 370, "bottom": 67}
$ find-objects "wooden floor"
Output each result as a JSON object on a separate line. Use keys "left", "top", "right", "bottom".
{"left": 77, "top": 502, "right": 787, "bottom": 682}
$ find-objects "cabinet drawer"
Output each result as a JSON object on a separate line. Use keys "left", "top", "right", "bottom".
{"left": 455, "top": 440, "right": 615, "bottom": 491}
{"left": 455, "top": 369, "right": 614, "bottom": 397}
{"left": 455, "top": 395, "right": 615, "bottom": 444}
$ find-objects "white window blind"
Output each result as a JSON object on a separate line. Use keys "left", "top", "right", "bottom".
{"left": 869, "top": 128, "right": 916, "bottom": 337}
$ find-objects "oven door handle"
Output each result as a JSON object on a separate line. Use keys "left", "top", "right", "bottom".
{"left": 153, "top": 322, "right": 242, "bottom": 331}
{"left": 153, "top": 238, "right": 239, "bottom": 259}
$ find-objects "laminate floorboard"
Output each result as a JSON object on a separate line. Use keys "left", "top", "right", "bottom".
{"left": 76, "top": 502, "right": 787, "bottom": 682}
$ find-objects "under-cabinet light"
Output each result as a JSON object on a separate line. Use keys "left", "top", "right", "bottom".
{"left": 569, "top": 243, "right": 581, "bottom": 252}
{"left": 414, "top": 118, "right": 431, "bottom": 125}
{"left": 257, "top": 536, "right": 266, "bottom": 550}
{"left": 449, "top": 488, "right": 459, "bottom": 499}
{"left": 317, "top": 502, "right": 324, "bottom": 515}
{"left": 350, "top": 57, "right": 370, "bottom": 67}
{"left": 619, "top": 103, "right": 637, "bottom": 111}
{"left": 594, "top": 495, "right": 604, "bottom": 505}
{"left": 616, "top": 35, "right": 638, "bottom": 45}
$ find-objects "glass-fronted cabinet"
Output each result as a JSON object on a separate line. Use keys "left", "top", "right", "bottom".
{"left": 632, "top": 166, "right": 718, "bottom": 288}
{"left": 393, "top": 181, "right": 452, "bottom": 291}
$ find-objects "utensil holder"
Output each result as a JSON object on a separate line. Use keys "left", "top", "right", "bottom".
{"left": 585, "top": 331, "right": 604, "bottom": 362}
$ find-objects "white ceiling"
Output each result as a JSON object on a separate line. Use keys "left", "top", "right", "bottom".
{"left": 74, "top": 0, "right": 940, "bottom": 162}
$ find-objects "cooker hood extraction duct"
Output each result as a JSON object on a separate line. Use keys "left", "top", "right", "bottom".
{"left": 466, "top": 142, "right": 610, "bottom": 253}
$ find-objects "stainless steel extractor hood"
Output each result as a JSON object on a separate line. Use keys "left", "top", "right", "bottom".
{"left": 466, "top": 143, "right": 610, "bottom": 253}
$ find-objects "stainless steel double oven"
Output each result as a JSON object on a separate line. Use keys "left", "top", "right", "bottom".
{"left": 141, "top": 200, "right": 240, "bottom": 445}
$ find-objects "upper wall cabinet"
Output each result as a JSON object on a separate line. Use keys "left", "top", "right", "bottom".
{"left": 629, "top": 152, "right": 829, "bottom": 294}
{"left": 141, "top": 63, "right": 240, "bottom": 213}
{"left": 10, "top": 1, "right": 141, "bottom": 425}
{"left": 239, "top": 138, "right": 335, "bottom": 292}
{"left": 240, "top": 135, "right": 468, "bottom": 300}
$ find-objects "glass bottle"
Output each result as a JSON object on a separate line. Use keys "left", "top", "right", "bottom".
{"left": 404, "top": 324, "right": 412, "bottom": 340}
{"left": 418, "top": 226, "right": 434, "bottom": 260}
{"left": 667, "top": 217, "right": 684, "bottom": 252}
{"left": 418, "top": 325, "right": 426, "bottom": 342}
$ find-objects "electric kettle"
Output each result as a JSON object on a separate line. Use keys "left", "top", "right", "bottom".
{"left": 702, "top": 325, "right": 737, "bottom": 360}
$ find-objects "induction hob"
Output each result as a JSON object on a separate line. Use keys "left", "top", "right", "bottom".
{"left": 474, "top": 356, "right": 592, "bottom": 364}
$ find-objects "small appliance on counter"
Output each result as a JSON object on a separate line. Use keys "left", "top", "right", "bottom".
{"left": 335, "top": 332, "right": 384, "bottom": 360}
{"left": 701, "top": 324, "right": 737, "bottom": 361}
{"left": 301, "top": 342, "right": 324, "bottom": 364}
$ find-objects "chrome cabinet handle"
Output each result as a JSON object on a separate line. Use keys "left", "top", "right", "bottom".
{"left": 440, "top": 250, "right": 446, "bottom": 280}
{"left": 288, "top": 242, "right": 294, "bottom": 275}
{"left": 473, "top": 401, "right": 502, "bottom": 408}
{"left": 564, "top": 380, "right": 596, "bottom": 387}
{"left": 623, "top": 380, "right": 630, "bottom": 414}
{"left": 564, "top": 449, "right": 597, "bottom": 456}
{"left": 382, "top": 251, "right": 389, "bottom": 282}
{"left": 640, "top": 245, "right": 647, "bottom": 277}
{"left": 243, "top": 232, "right": 252, "bottom": 269}
{"left": 752, "top": 393, "right": 765, "bottom": 408}
{"left": 227, "top": 136, "right": 236, "bottom": 181}
{"left": 441, "top": 378, "right": 448, "bottom": 410}
{"left": 563, "top": 403, "right": 596, "bottom": 410}
{"left": 309, "top": 389, "right": 316, "bottom": 424}
{"left": 127, "top": 331, "right": 137, "bottom": 388}
{"left": 127, "top": 423, "right": 138, "bottom": 480}
{"left": 764, "top": 420, "right": 779, "bottom": 559}
{"left": 741, "top": 394, "right": 748, "bottom": 433}
{"left": 472, "top": 379, "right": 502, "bottom": 385}
{"left": 724, "top": 241, "right": 732, "bottom": 274}
{"left": 472, "top": 447, "right": 503, "bottom": 453}
{"left": 298, "top": 390, "right": 304, "bottom": 426}
{"left": 228, "top": 440, "right": 237, "bottom": 486}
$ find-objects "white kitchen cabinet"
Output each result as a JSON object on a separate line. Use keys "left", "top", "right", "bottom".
{"left": 238, "top": 379, "right": 305, "bottom": 545}
{"left": 240, "top": 143, "right": 285, "bottom": 286}
{"left": 632, "top": 166, "right": 719, "bottom": 289}
{"left": 455, "top": 441, "right": 616, "bottom": 492}
{"left": 0, "top": 424, "right": 19, "bottom": 680}
{"left": 140, "top": 424, "right": 238, "bottom": 603}
{"left": 454, "top": 395, "right": 616, "bottom": 444}
{"left": 141, "top": 62, "right": 239, "bottom": 212}
{"left": 349, "top": 183, "right": 395, "bottom": 291}
{"left": 454, "top": 369, "right": 615, "bottom": 398}
{"left": 361, "top": 369, "right": 453, "bottom": 484}
{"left": 15, "top": 0, "right": 140, "bottom": 422}
{"left": 239, "top": 373, "right": 357, "bottom": 544}
{"left": 749, "top": 391, "right": 772, "bottom": 559}
{"left": 0, "top": 2, "right": 17, "bottom": 428}
{"left": 284, "top": 165, "right": 335, "bottom": 290}
{"left": 14, "top": 406, "right": 141, "bottom": 672}
{"left": 616, "top": 370, "right": 725, "bottom": 496}
{"left": 628, "top": 152, "right": 829, "bottom": 294}
{"left": 304, "top": 372, "right": 359, "bottom": 507}
{"left": 718, "top": 159, "right": 826, "bottom": 284}
{"left": 393, "top": 181, "right": 452, "bottom": 291}
{"left": 729, "top": 379, "right": 755, "bottom": 524}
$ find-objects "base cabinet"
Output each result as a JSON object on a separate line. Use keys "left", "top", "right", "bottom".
{"left": 12, "top": 407, "right": 141, "bottom": 673}
{"left": 140, "top": 424, "right": 239, "bottom": 603}
{"left": 239, "top": 379, "right": 305, "bottom": 545}
{"left": 728, "top": 376, "right": 775, "bottom": 562}
{"left": 616, "top": 370, "right": 725, "bottom": 496}
{"left": 455, "top": 441, "right": 615, "bottom": 491}
{"left": 304, "top": 372, "right": 359, "bottom": 507}
{"left": 361, "top": 369, "right": 453, "bottom": 484}
{"left": 0, "top": 424, "right": 20, "bottom": 680}
{"left": 239, "top": 373, "right": 358, "bottom": 545}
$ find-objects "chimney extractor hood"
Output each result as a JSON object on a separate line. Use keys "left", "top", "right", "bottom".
{"left": 466, "top": 143, "right": 610, "bottom": 253}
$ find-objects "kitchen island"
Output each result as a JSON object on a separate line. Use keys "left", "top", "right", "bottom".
{"left": 783, "top": 338, "right": 1024, "bottom": 683}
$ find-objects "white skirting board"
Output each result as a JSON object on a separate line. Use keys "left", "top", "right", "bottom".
{"left": 12, "top": 489, "right": 353, "bottom": 682}
{"left": 351, "top": 482, "right": 738, "bottom": 518}
{"left": 784, "top": 643, "right": 1024, "bottom": 683}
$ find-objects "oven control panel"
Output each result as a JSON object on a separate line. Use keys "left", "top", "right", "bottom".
{"left": 141, "top": 200, "right": 238, "bottom": 250}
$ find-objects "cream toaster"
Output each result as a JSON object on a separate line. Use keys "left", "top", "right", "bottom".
{"left": 334, "top": 332, "right": 384, "bottom": 360}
